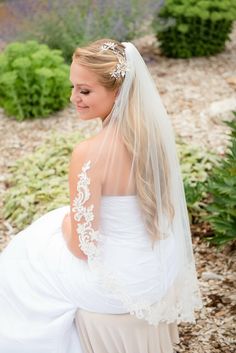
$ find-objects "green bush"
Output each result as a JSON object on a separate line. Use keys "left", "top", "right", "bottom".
{"left": 0, "top": 40, "right": 71, "bottom": 120}
{"left": 176, "top": 139, "right": 220, "bottom": 224}
{"left": 152, "top": 0, "right": 236, "bottom": 58}
{"left": 203, "top": 116, "right": 236, "bottom": 247}
{"left": 3, "top": 131, "right": 84, "bottom": 231}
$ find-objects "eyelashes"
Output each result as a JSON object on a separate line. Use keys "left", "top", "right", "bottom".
{"left": 70, "top": 85, "right": 90, "bottom": 95}
{"left": 80, "top": 90, "right": 90, "bottom": 95}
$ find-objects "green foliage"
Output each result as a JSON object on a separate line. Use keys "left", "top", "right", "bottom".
{"left": 3, "top": 131, "right": 85, "bottom": 231}
{"left": 0, "top": 40, "right": 71, "bottom": 120}
{"left": 176, "top": 139, "right": 220, "bottom": 224}
{"left": 152, "top": 0, "right": 236, "bottom": 58}
{"left": 3, "top": 131, "right": 219, "bottom": 233}
{"left": 203, "top": 116, "right": 236, "bottom": 247}
{"left": 15, "top": 0, "right": 157, "bottom": 63}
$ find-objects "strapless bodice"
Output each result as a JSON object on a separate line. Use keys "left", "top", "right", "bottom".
{"left": 97, "top": 195, "right": 178, "bottom": 301}
{"left": 100, "top": 195, "right": 142, "bottom": 221}
{"left": 100, "top": 195, "right": 173, "bottom": 245}
{"left": 99, "top": 195, "right": 151, "bottom": 245}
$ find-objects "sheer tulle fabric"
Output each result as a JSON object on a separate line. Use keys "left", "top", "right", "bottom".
{"left": 73, "top": 42, "right": 203, "bottom": 325}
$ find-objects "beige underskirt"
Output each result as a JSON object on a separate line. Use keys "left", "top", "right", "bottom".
{"left": 75, "top": 310, "right": 180, "bottom": 353}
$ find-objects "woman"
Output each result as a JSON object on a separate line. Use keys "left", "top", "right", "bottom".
{"left": 0, "top": 39, "right": 203, "bottom": 352}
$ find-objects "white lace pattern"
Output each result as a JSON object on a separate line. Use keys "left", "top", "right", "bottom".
{"left": 72, "top": 160, "right": 203, "bottom": 325}
{"left": 72, "top": 160, "right": 103, "bottom": 261}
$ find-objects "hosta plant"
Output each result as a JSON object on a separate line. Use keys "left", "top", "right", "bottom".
{"left": 3, "top": 131, "right": 85, "bottom": 231}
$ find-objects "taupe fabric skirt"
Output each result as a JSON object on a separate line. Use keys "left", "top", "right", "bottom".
{"left": 75, "top": 309, "right": 180, "bottom": 353}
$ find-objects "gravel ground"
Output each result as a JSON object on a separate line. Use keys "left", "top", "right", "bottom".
{"left": 0, "top": 24, "right": 236, "bottom": 353}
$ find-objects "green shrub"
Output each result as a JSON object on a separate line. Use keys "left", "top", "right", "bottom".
{"left": 0, "top": 40, "right": 71, "bottom": 120}
{"left": 3, "top": 131, "right": 85, "bottom": 231}
{"left": 176, "top": 139, "right": 220, "bottom": 224}
{"left": 203, "top": 117, "right": 236, "bottom": 247}
{"left": 152, "top": 0, "right": 236, "bottom": 58}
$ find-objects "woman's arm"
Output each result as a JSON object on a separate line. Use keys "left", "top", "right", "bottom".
{"left": 63, "top": 140, "right": 102, "bottom": 261}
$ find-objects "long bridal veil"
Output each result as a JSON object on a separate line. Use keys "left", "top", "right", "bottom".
{"left": 78, "top": 41, "right": 203, "bottom": 325}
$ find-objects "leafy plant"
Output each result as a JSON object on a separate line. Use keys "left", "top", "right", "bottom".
{"left": 152, "top": 0, "right": 236, "bottom": 58}
{"left": 0, "top": 40, "right": 71, "bottom": 120}
{"left": 3, "top": 131, "right": 219, "bottom": 233}
{"left": 3, "top": 131, "right": 85, "bottom": 231}
{"left": 203, "top": 116, "right": 236, "bottom": 246}
{"left": 176, "top": 139, "right": 220, "bottom": 224}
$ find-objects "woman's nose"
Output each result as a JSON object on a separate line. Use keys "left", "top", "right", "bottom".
{"left": 70, "top": 89, "right": 82, "bottom": 104}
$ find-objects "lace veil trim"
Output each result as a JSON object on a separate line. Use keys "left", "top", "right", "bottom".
{"left": 72, "top": 160, "right": 203, "bottom": 325}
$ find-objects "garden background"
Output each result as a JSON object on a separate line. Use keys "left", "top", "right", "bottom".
{"left": 0, "top": 1, "right": 235, "bottom": 352}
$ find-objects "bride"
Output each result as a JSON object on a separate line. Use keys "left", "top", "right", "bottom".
{"left": 0, "top": 39, "right": 203, "bottom": 353}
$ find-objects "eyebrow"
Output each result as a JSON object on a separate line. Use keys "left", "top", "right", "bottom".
{"left": 69, "top": 80, "right": 92, "bottom": 88}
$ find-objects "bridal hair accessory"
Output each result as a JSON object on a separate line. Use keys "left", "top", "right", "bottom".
{"left": 100, "top": 42, "right": 129, "bottom": 79}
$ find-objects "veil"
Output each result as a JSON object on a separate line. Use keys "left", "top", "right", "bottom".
{"left": 74, "top": 41, "right": 203, "bottom": 325}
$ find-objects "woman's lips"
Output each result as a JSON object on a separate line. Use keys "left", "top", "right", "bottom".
{"left": 76, "top": 105, "right": 88, "bottom": 111}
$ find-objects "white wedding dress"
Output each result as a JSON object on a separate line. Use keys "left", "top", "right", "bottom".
{"left": 0, "top": 162, "right": 179, "bottom": 353}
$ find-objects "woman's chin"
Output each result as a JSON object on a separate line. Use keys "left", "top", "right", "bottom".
{"left": 77, "top": 113, "right": 99, "bottom": 121}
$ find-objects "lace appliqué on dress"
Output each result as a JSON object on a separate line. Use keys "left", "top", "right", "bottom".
{"left": 72, "top": 160, "right": 103, "bottom": 261}
{"left": 72, "top": 160, "right": 203, "bottom": 326}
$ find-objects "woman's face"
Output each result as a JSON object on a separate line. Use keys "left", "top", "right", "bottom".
{"left": 70, "top": 61, "right": 117, "bottom": 121}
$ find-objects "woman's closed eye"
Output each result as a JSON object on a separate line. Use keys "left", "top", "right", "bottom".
{"left": 80, "top": 90, "right": 90, "bottom": 95}
{"left": 70, "top": 85, "right": 90, "bottom": 95}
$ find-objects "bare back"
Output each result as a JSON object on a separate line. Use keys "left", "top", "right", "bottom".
{"left": 87, "top": 127, "right": 136, "bottom": 197}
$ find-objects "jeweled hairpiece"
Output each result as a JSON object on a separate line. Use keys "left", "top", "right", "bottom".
{"left": 100, "top": 42, "right": 129, "bottom": 79}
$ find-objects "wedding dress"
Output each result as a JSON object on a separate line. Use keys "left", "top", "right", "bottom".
{"left": 0, "top": 160, "right": 184, "bottom": 353}
{"left": 0, "top": 39, "right": 203, "bottom": 353}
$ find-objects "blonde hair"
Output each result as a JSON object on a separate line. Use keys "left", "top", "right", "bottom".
{"left": 73, "top": 38, "right": 174, "bottom": 243}
{"left": 73, "top": 39, "right": 125, "bottom": 91}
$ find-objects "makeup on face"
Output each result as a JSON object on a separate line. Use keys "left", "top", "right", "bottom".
{"left": 69, "top": 62, "right": 117, "bottom": 120}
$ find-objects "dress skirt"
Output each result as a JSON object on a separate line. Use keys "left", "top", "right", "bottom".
{"left": 0, "top": 199, "right": 180, "bottom": 353}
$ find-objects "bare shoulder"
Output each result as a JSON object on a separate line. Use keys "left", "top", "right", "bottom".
{"left": 69, "top": 132, "right": 108, "bottom": 180}
{"left": 71, "top": 130, "right": 108, "bottom": 164}
{"left": 71, "top": 139, "right": 90, "bottom": 159}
